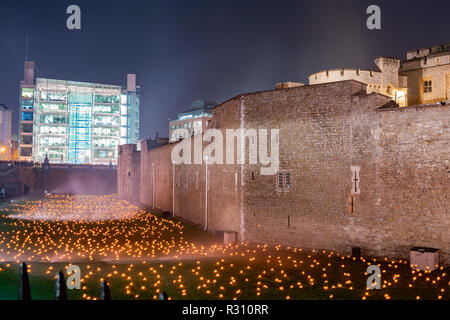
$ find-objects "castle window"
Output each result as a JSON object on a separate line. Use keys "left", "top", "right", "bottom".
{"left": 277, "top": 172, "right": 283, "bottom": 190}
{"left": 285, "top": 172, "right": 290, "bottom": 189}
{"left": 424, "top": 80, "right": 432, "bottom": 93}
{"left": 386, "top": 86, "right": 392, "bottom": 95}
{"left": 196, "top": 171, "right": 199, "bottom": 190}
{"left": 277, "top": 171, "right": 290, "bottom": 191}
{"left": 351, "top": 166, "right": 361, "bottom": 195}
{"left": 349, "top": 195, "right": 356, "bottom": 214}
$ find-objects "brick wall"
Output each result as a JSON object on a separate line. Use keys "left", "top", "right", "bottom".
{"left": 139, "top": 141, "right": 172, "bottom": 211}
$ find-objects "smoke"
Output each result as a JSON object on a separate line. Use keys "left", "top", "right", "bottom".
{"left": 44, "top": 168, "right": 117, "bottom": 196}
{"left": 8, "top": 194, "right": 140, "bottom": 222}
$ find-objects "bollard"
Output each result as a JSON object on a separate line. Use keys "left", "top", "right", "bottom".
{"left": 55, "top": 271, "right": 68, "bottom": 300}
{"left": 158, "top": 291, "right": 168, "bottom": 300}
{"left": 100, "top": 280, "right": 111, "bottom": 300}
{"left": 18, "top": 262, "right": 31, "bottom": 300}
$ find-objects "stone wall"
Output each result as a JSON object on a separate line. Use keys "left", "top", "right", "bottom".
{"left": 139, "top": 141, "right": 172, "bottom": 211}
{"left": 118, "top": 80, "right": 450, "bottom": 264}
{"left": 309, "top": 57, "right": 408, "bottom": 106}
{"left": 42, "top": 167, "right": 116, "bottom": 195}
{"left": 0, "top": 165, "right": 117, "bottom": 197}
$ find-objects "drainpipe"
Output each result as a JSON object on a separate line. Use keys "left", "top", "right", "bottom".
{"left": 172, "top": 163, "right": 175, "bottom": 217}
{"left": 204, "top": 155, "right": 209, "bottom": 231}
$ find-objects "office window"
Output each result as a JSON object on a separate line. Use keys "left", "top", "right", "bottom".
{"left": 21, "top": 135, "right": 33, "bottom": 145}
{"left": 21, "top": 88, "right": 34, "bottom": 99}
{"left": 21, "top": 112, "right": 33, "bottom": 121}
{"left": 20, "top": 147, "right": 32, "bottom": 157}
{"left": 40, "top": 114, "right": 66, "bottom": 125}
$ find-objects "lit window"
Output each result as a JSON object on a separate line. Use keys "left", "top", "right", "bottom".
{"left": 424, "top": 80, "right": 432, "bottom": 93}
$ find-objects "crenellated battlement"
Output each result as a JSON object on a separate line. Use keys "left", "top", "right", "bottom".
{"left": 309, "top": 68, "right": 383, "bottom": 85}
{"left": 309, "top": 57, "right": 408, "bottom": 106}
{"left": 401, "top": 50, "right": 450, "bottom": 72}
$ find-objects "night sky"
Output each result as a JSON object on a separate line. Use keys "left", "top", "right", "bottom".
{"left": 0, "top": 0, "right": 449, "bottom": 139}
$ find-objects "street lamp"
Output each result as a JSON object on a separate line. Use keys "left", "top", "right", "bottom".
{"left": 0, "top": 146, "right": 6, "bottom": 161}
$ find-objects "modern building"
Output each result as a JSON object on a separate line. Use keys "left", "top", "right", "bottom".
{"left": 19, "top": 61, "right": 140, "bottom": 164}
{"left": 0, "top": 103, "right": 12, "bottom": 161}
{"left": 169, "top": 100, "right": 215, "bottom": 142}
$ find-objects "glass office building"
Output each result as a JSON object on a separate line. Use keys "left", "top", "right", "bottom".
{"left": 19, "top": 62, "right": 140, "bottom": 164}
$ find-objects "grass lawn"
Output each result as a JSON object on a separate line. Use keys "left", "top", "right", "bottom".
{"left": 0, "top": 195, "right": 449, "bottom": 300}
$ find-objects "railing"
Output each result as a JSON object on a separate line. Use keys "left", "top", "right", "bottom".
{"left": 17, "top": 262, "right": 168, "bottom": 300}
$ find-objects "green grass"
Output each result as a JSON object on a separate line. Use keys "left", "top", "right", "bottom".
{"left": 0, "top": 196, "right": 449, "bottom": 300}
{"left": 1, "top": 248, "right": 449, "bottom": 300}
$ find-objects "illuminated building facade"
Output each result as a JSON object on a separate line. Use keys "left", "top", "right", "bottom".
{"left": 19, "top": 61, "right": 140, "bottom": 164}
{"left": 0, "top": 104, "right": 12, "bottom": 161}
{"left": 169, "top": 100, "right": 215, "bottom": 142}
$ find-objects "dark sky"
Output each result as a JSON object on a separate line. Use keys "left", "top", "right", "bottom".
{"left": 0, "top": 0, "right": 449, "bottom": 139}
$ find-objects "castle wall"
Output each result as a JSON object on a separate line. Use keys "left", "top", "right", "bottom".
{"left": 241, "top": 81, "right": 391, "bottom": 252}
{"left": 309, "top": 69, "right": 407, "bottom": 106}
{"left": 118, "top": 80, "right": 450, "bottom": 263}
{"left": 241, "top": 83, "right": 450, "bottom": 263}
{"left": 309, "top": 57, "right": 408, "bottom": 106}
{"left": 374, "top": 105, "right": 449, "bottom": 262}
{"left": 43, "top": 167, "right": 117, "bottom": 195}
{"left": 0, "top": 165, "right": 117, "bottom": 197}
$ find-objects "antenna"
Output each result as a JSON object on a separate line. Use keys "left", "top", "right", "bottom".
{"left": 25, "top": 34, "right": 28, "bottom": 61}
